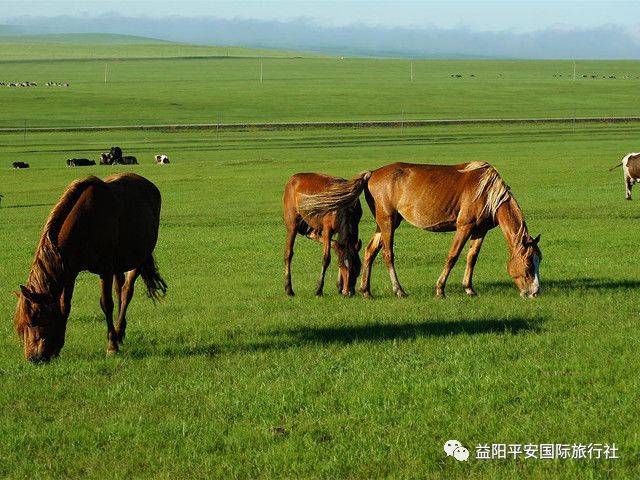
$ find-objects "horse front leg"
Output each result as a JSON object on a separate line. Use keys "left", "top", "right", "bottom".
{"left": 60, "top": 274, "right": 77, "bottom": 319}
{"left": 54, "top": 274, "right": 77, "bottom": 357}
{"left": 315, "top": 230, "right": 332, "bottom": 297}
{"left": 462, "top": 232, "right": 486, "bottom": 296}
{"left": 435, "top": 224, "right": 473, "bottom": 298}
{"left": 100, "top": 274, "right": 118, "bottom": 355}
{"left": 115, "top": 270, "right": 139, "bottom": 344}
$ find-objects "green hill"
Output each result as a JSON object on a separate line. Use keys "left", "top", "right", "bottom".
{"left": 0, "top": 33, "right": 316, "bottom": 61}
{"left": 0, "top": 33, "right": 171, "bottom": 44}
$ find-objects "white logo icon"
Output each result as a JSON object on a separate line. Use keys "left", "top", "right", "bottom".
{"left": 444, "top": 440, "right": 469, "bottom": 462}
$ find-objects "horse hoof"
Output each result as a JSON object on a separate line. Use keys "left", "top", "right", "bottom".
{"left": 106, "top": 348, "right": 119, "bottom": 356}
{"left": 395, "top": 290, "right": 408, "bottom": 299}
{"left": 315, "top": 291, "right": 324, "bottom": 298}
{"left": 435, "top": 290, "right": 446, "bottom": 299}
{"left": 465, "top": 288, "right": 477, "bottom": 297}
{"left": 361, "top": 290, "right": 373, "bottom": 299}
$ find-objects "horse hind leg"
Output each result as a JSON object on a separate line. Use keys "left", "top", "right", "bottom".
{"left": 115, "top": 270, "right": 139, "bottom": 343}
{"left": 100, "top": 274, "right": 118, "bottom": 355}
{"left": 359, "top": 228, "right": 382, "bottom": 298}
{"left": 626, "top": 174, "right": 633, "bottom": 200}
{"left": 379, "top": 216, "right": 407, "bottom": 298}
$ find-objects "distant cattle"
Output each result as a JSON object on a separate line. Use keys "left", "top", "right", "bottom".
{"left": 100, "top": 146, "right": 137, "bottom": 165}
{"left": 12, "top": 162, "right": 29, "bottom": 169}
{"left": 115, "top": 156, "right": 138, "bottom": 165}
{"left": 67, "top": 158, "right": 96, "bottom": 167}
{"left": 109, "top": 146, "right": 123, "bottom": 161}
{"left": 155, "top": 154, "right": 170, "bottom": 165}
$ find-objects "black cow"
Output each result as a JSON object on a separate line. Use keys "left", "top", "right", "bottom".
{"left": 114, "top": 155, "right": 138, "bottom": 165}
{"left": 109, "top": 146, "right": 123, "bottom": 162}
{"left": 12, "top": 162, "right": 29, "bottom": 169}
{"left": 67, "top": 158, "right": 96, "bottom": 167}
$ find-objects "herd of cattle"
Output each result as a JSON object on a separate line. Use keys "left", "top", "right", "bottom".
{"left": 11, "top": 146, "right": 170, "bottom": 169}
{"left": 1, "top": 81, "right": 70, "bottom": 87}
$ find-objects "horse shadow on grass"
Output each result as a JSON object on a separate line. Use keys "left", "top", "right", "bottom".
{"left": 481, "top": 277, "right": 640, "bottom": 294}
{"left": 272, "top": 316, "right": 545, "bottom": 347}
{"left": 127, "top": 316, "right": 545, "bottom": 359}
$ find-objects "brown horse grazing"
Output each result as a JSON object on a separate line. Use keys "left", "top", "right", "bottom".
{"left": 13, "top": 173, "right": 167, "bottom": 362}
{"left": 358, "top": 162, "right": 542, "bottom": 299}
{"left": 283, "top": 171, "right": 370, "bottom": 297}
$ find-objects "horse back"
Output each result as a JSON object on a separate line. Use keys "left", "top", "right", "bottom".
{"left": 58, "top": 174, "right": 161, "bottom": 274}
{"left": 283, "top": 172, "right": 345, "bottom": 232}
{"left": 104, "top": 174, "right": 162, "bottom": 268}
{"left": 366, "top": 162, "right": 485, "bottom": 230}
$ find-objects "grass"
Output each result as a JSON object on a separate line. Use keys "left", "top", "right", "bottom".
{"left": 1, "top": 45, "right": 640, "bottom": 128}
{"left": 1, "top": 122, "right": 640, "bottom": 478}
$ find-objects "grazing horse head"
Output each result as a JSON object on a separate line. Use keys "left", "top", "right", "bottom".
{"left": 13, "top": 285, "right": 66, "bottom": 362}
{"left": 507, "top": 233, "right": 542, "bottom": 298}
{"left": 335, "top": 204, "right": 364, "bottom": 296}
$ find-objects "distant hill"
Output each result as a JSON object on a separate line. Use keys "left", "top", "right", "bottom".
{"left": 0, "top": 33, "right": 319, "bottom": 61}
{"left": 0, "top": 24, "right": 27, "bottom": 35}
{"left": 0, "top": 33, "right": 171, "bottom": 44}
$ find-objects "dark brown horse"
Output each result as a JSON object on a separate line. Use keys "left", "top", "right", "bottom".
{"left": 13, "top": 173, "right": 167, "bottom": 362}
{"left": 283, "top": 172, "right": 370, "bottom": 297}
{"left": 358, "top": 162, "right": 541, "bottom": 298}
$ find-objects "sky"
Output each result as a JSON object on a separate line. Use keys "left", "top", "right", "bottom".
{"left": 1, "top": 1, "right": 639, "bottom": 58}
{"left": 2, "top": 1, "right": 640, "bottom": 32}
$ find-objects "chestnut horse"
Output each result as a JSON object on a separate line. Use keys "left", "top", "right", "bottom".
{"left": 13, "top": 173, "right": 167, "bottom": 362}
{"left": 359, "top": 162, "right": 542, "bottom": 298}
{"left": 283, "top": 171, "right": 370, "bottom": 297}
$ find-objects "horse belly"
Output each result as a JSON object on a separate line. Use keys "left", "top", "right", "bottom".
{"left": 402, "top": 210, "right": 457, "bottom": 231}
{"left": 397, "top": 202, "right": 458, "bottom": 232}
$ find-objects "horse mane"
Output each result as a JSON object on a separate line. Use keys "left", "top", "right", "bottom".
{"left": 297, "top": 171, "right": 371, "bottom": 219}
{"left": 27, "top": 176, "right": 105, "bottom": 295}
{"left": 459, "top": 162, "right": 511, "bottom": 220}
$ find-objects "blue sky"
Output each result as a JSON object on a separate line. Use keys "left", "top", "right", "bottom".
{"left": 3, "top": 1, "right": 640, "bottom": 32}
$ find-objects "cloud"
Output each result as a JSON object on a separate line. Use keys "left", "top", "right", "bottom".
{"left": 3, "top": 14, "right": 640, "bottom": 59}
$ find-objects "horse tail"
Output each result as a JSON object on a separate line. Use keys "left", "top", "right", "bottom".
{"left": 139, "top": 255, "right": 167, "bottom": 301}
{"left": 298, "top": 171, "right": 372, "bottom": 218}
{"left": 609, "top": 162, "right": 623, "bottom": 172}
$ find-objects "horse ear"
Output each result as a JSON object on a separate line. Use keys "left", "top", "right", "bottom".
{"left": 533, "top": 234, "right": 541, "bottom": 245}
{"left": 11, "top": 290, "right": 21, "bottom": 298}
{"left": 356, "top": 239, "right": 362, "bottom": 252}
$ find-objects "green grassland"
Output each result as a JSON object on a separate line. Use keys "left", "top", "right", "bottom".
{"left": 0, "top": 35, "right": 639, "bottom": 128}
{"left": 1, "top": 122, "right": 640, "bottom": 479}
